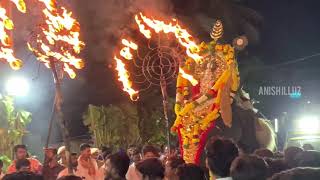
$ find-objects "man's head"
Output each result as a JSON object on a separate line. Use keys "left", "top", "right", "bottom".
{"left": 142, "top": 145, "right": 159, "bottom": 159}
{"left": 131, "top": 151, "right": 142, "bottom": 164}
{"left": 44, "top": 147, "right": 58, "bottom": 160}
{"left": 105, "top": 152, "right": 130, "bottom": 180}
{"left": 205, "top": 137, "right": 239, "bottom": 177}
{"left": 14, "top": 145, "right": 28, "bottom": 160}
{"left": 136, "top": 158, "right": 164, "bottom": 180}
{"left": 80, "top": 143, "right": 91, "bottom": 158}
{"left": 176, "top": 163, "right": 206, "bottom": 180}
{"left": 127, "top": 145, "right": 138, "bottom": 157}
{"left": 15, "top": 159, "right": 31, "bottom": 172}
{"left": 165, "top": 156, "right": 185, "bottom": 178}
{"left": 70, "top": 153, "right": 78, "bottom": 168}
{"left": 230, "top": 155, "right": 268, "bottom": 180}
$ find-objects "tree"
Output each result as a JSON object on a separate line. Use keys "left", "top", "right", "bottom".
{"left": 83, "top": 103, "right": 140, "bottom": 149}
{"left": 0, "top": 95, "right": 32, "bottom": 159}
{"left": 83, "top": 99, "right": 174, "bottom": 149}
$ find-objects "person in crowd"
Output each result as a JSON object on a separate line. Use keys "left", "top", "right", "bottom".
{"left": 100, "top": 146, "right": 113, "bottom": 161}
{"left": 91, "top": 148, "right": 100, "bottom": 160}
{"left": 130, "top": 151, "right": 142, "bottom": 165}
{"left": 176, "top": 163, "right": 206, "bottom": 180}
{"left": 164, "top": 156, "right": 185, "bottom": 180}
{"left": 253, "top": 148, "right": 274, "bottom": 158}
{"left": 127, "top": 145, "right": 138, "bottom": 161}
{"left": 283, "top": 146, "right": 303, "bottom": 168}
{"left": 104, "top": 152, "right": 130, "bottom": 180}
{"left": 302, "top": 143, "right": 314, "bottom": 151}
{"left": 136, "top": 158, "right": 164, "bottom": 180}
{"left": 42, "top": 147, "right": 65, "bottom": 180}
{"left": 230, "top": 155, "right": 268, "bottom": 180}
{"left": 0, "top": 159, "right": 4, "bottom": 180}
{"left": 126, "top": 145, "right": 160, "bottom": 180}
{"left": 91, "top": 148, "right": 104, "bottom": 168}
{"left": 205, "top": 137, "right": 239, "bottom": 180}
{"left": 295, "top": 150, "right": 320, "bottom": 167}
{"left": 7, "top": 145, "right": 42, "bottom": 174}
{"left": 57, "top": 146, "right": 67, "bottom": 167}
{"left": 57, "top": 153, "right": 80, "bottom": 178}
{"left": 3, "top": 159, "right": 43, "bottom": 180}
{"left": 77, "top": 143, "right": 99, "bottom": 180}
{"left": 269, "top": 167, "right": 320, "bottom": 180}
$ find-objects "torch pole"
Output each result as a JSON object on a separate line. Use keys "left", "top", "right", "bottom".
{"left": 160, "top": 77, "right": 171, "bottom": 152}
{"left": 45, "top": 94, "right": 56, "bottom": 148}
{"left": 49, "top": 59, "right": 73, "bottom": 174}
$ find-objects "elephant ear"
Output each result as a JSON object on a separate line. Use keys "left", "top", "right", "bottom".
{"left": 220, "top": 74, "right": 232, "bottom": 127}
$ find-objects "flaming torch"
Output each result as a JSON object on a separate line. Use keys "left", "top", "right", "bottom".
{"left": 0, "top": 6, "right": 23, "bottom": 70}
{"left": 114, "top": 12, "right": 201, "bottom": 150}
{"left": 27, "top": 0, "right": 84, "bottom": 173}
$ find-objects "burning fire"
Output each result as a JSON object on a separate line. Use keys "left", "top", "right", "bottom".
{"left": 0, "top": 7, "right": 22, "bottom": 70}
{"left": 120, "top": 39, "right": 138, "bottom": 60}
{"left": 27, "top": 0, "right": 85, "bottom": 79}
{"left": 114, "top": 56, "right": 139, "bottom": 101}
{"left": 135, "top": 13, "right": 202, "bottom": 63}
{"left": 10, "top": 0, "right": 26, "bottom": 13}
{"left": 114, "top": 13, "right": 203, "bottom": 100}
{"left": 179, "top": 68, "right": 198, "bottom": 86}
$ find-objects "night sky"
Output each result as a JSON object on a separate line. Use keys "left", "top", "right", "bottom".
{"left": 1, "top": 0, "right": 320, "bottom": 149}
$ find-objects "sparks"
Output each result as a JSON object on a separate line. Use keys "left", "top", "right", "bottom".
{"left": 27, "top": 0, "right": 85, "bottom": 79}
{"left": 114, "top": 56, "right": 139, "bottom": 101}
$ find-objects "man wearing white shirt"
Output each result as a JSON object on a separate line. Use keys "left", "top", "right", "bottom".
{"left": 126, "top": 145, "right": 160, "bottom": 180}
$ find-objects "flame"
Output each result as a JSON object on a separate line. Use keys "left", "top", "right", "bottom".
{"left": 27, "top": 0, "right": 85, "bottom": 79}
{"left": 135, "top": 15, "right": 151, "bottom": 39}
{"left": 114, "top": 56, "right": 139, "bottom": 101}
{"left": 0, "top": 7, "right": 22, "bottom": 70}
{"left": 179, "top": 68, "right": 198, "bottom": 86}
{"left": 122, "top": 39, "right": 138, "bottom": 50}
{"left": 120, "top": 39, "right": 138, "bottom": 60}
{"left": 135, "top": 13, "right": 202, "bottom": 63}
{"left": 10, "top": 0, "right": 26, "bottom": 13}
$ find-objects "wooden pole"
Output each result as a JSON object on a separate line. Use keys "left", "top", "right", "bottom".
{"left": 49, "top": 59, "right": 73, "bottom": 174}
{"left": 45, "top": 94, "right": 56, "bottom": 148}
{"left": 160, "top": 77, "right": 171, "bottom": 152}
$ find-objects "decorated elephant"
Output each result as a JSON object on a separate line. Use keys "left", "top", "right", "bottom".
{"left": 172, "top": 20, "right": 275, "bottom": 164}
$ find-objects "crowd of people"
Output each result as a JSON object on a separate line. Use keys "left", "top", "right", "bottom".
{"left": 0, "top": 137, "right": 320, "bottom": 180}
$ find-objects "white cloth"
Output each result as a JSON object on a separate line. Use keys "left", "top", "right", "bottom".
{"left": 126, "top": 163, "right": 141, "bottom": 180}
{"left": 77, "top": 158, "right": 100, "bottom": 180}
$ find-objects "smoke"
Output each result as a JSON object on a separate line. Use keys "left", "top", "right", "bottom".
{"left": 73, "top": 0, "right": 174, "bottom": 63}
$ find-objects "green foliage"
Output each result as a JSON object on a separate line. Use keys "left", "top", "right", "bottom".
{"left": 83, "top": 103, "right": 140, "bottom": 149}
{"left": 0, "top": 155, "right": 12, "bottom": 171}
{"left": 83, "top": 99, "right": 173, "bottom": 149}
{"left": 0, "top": 94, "right": 32, "bottom": 159}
